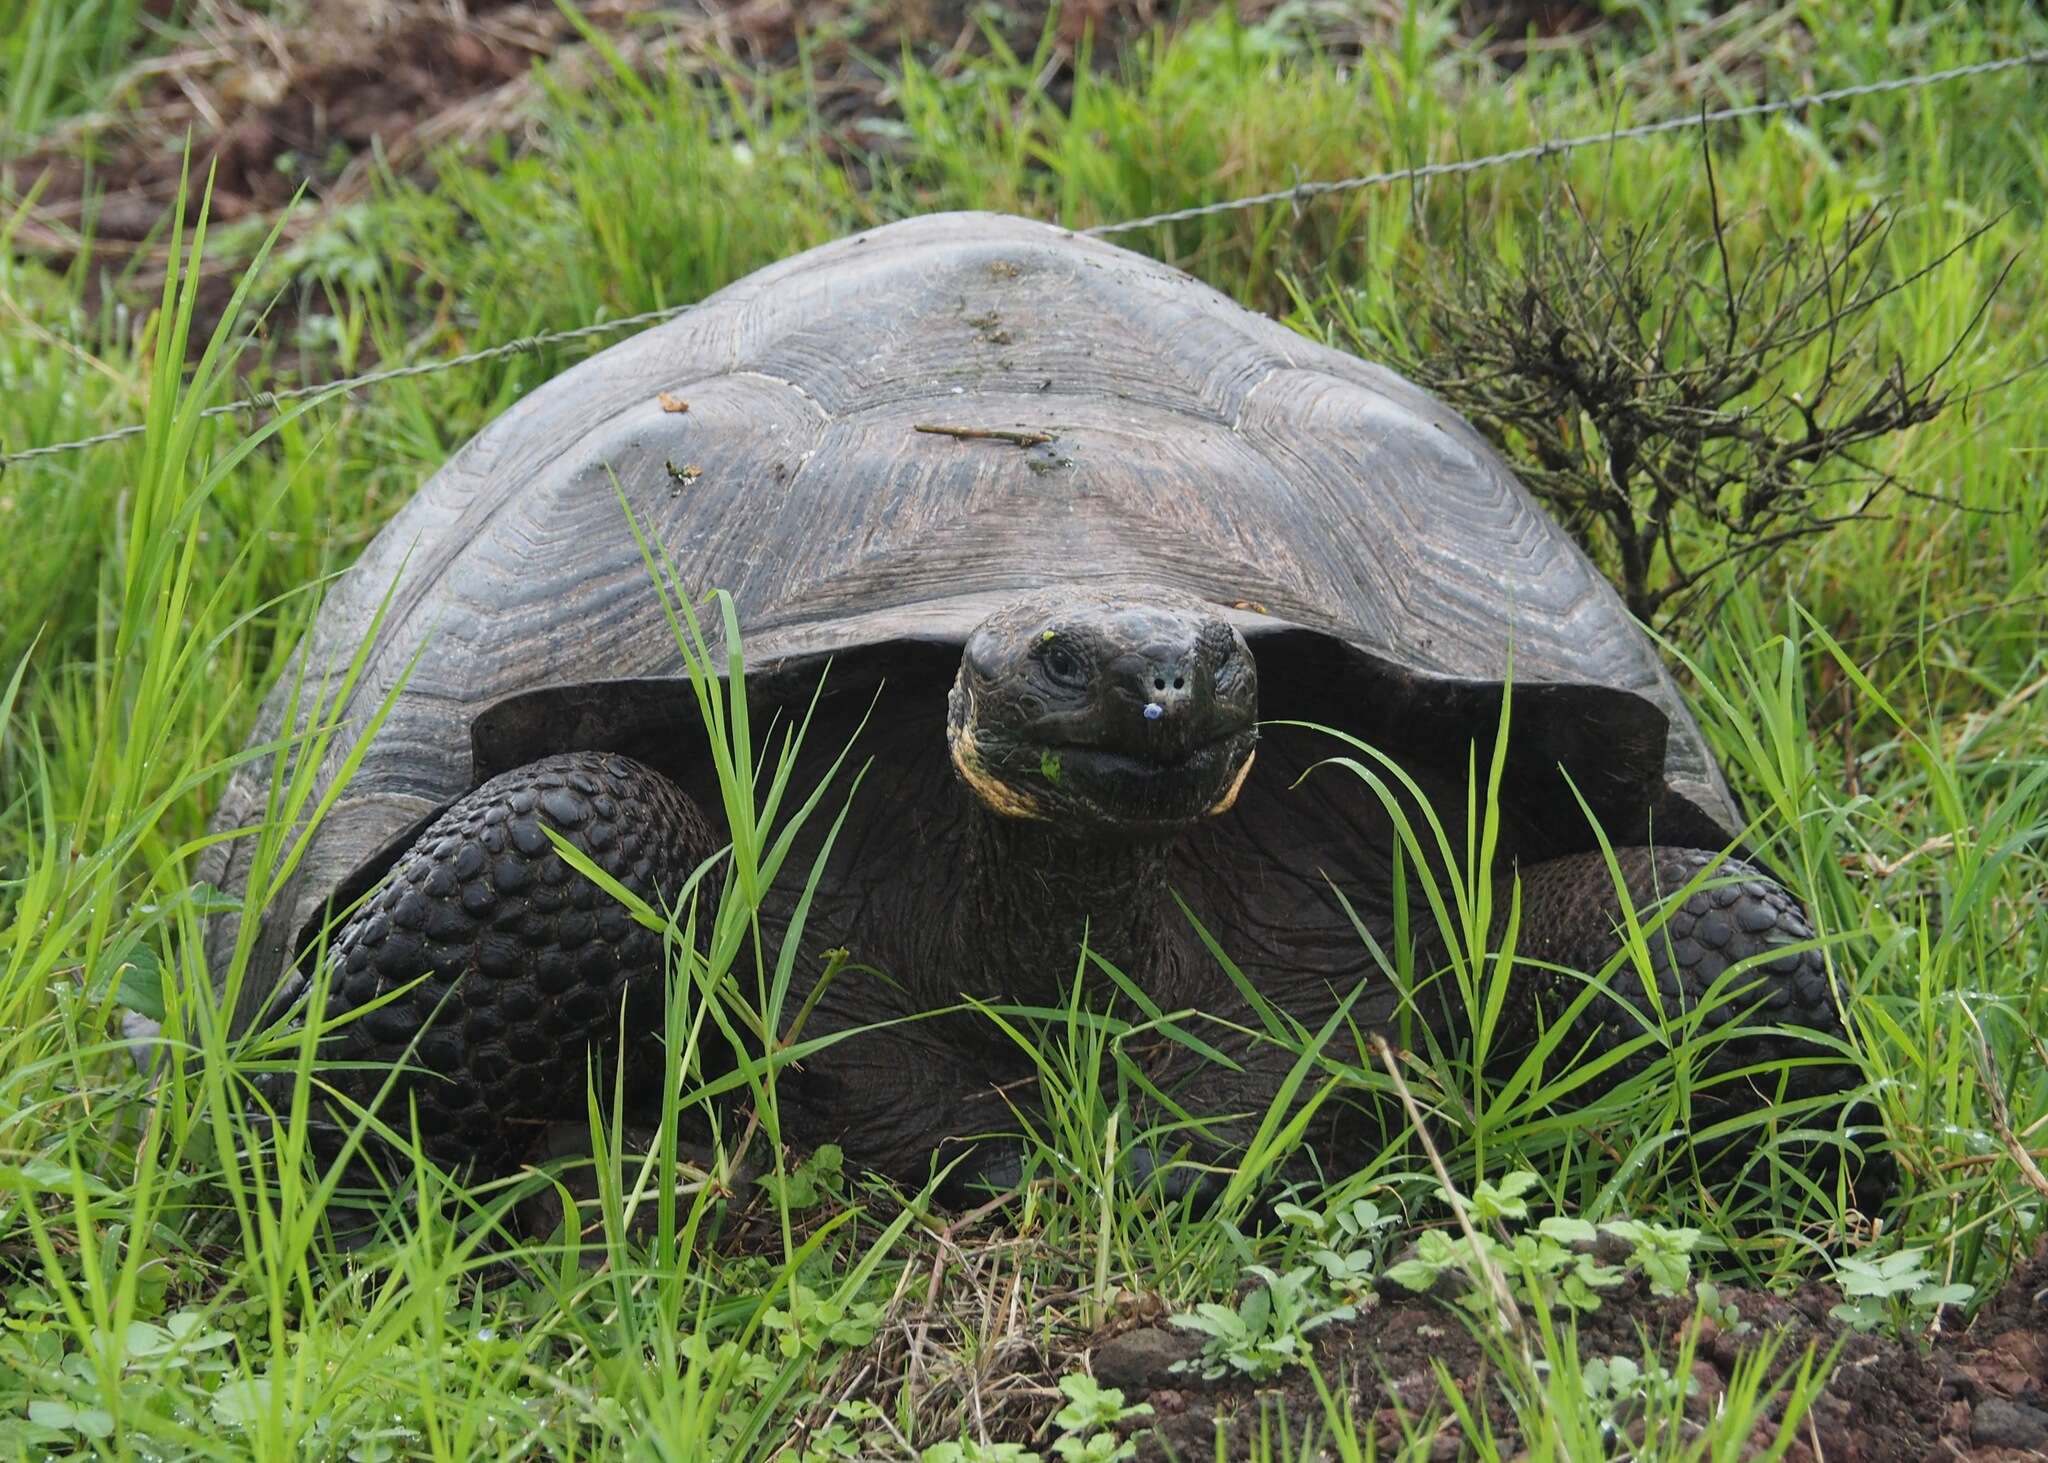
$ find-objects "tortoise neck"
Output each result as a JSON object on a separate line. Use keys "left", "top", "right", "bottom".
{"left": 951, "top": 795, "right": 1181, "bottom": 1003}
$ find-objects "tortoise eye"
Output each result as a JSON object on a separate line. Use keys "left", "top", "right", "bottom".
{"left": 1040, "top": 641, "right": 1087, "bottom": 689}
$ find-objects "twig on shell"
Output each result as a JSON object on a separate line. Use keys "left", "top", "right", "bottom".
{"left": 914, "top": 423, "right": 1058, "bottom": 447}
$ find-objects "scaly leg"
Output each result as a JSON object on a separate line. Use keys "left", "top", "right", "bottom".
{"left": 261, "top": 751, "right": 715, "bottom": 1178}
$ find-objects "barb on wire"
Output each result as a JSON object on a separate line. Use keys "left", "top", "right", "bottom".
{"left": 4, "top": 47, "right": 2042, "bottom": 472}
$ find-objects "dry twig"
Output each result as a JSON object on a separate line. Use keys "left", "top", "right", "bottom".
{"left": 1967, "top": 1014, "right": 2048, "bottom": 1202}
{"left": 914, "top": 424, "right": 1059, "bottom": 448}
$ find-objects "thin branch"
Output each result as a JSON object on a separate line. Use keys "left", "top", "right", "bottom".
{"left": 913, "top": 424, "right": 1058, "bottom": 447}
{"left": 1355, "top": 173, "right": 2003, "bottom": 627}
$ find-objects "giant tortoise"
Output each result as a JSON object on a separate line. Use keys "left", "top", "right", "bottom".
{"left": 201, "top": 212, "right": 1873, "bottom": 1197}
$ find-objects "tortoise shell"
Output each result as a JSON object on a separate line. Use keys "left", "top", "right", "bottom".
{"left": 200, "top": 211, "right": 1741, "bottom": 1025}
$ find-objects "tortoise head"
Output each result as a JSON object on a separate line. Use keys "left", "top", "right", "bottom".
{"left": 946, "top": 586, "right": 1259, "bottom": 833}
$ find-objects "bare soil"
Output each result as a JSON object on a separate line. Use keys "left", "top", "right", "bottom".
{"left": 1087, "top": 1242, "right": 2048, "bottom": 1461}
{"left": 14, "top": 0, "right": 573, "bottom": 251}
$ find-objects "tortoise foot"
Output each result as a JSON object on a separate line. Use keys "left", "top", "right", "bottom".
{"left": 1513, "top": 846, "right": 1890, "bottom": 1201}
{"left": 263, "top": 751, "right": 716, "bottom": 1179}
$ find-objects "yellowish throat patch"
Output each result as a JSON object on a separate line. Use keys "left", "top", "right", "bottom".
{"left": 948, "top": 721, "right": 1048, "bottom": 820}
{"left": 1206, "top": 748, "right": 1256, "bottom": 816}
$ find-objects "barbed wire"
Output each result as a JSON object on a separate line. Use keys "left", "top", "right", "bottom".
{"left": 4, "top": 46, "right": 2042, "bottom": 472}
{"left": 0, "top": 302, "right": 700, "bottom": 468}
{"left": 1081, "top": 49, "right": 2048, "bottom": 237}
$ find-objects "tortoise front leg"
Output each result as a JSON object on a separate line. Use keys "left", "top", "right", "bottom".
{"left": 260, "top": 751, "right": 717, "bottom": 1180}
{"left": 1494, "top": 846, "right": 1886, "bottom": 1195}
{"left": 1505, "top": 847, "right": 1849, "bottom": 1081}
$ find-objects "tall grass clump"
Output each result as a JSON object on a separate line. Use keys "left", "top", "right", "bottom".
{"left": 0, "top": 0, "right": 171, "bottom": 144}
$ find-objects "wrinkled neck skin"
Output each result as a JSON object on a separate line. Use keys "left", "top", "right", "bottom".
{"left": 942, "top": 787, "right": 1183, "bottom": 1009}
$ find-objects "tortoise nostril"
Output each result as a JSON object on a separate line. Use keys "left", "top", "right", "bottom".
{"left": 1153, "top": 676, "right": 1167, "bottom": 691}
{"left": 1172, "top": 674, "right": 1186, "bottom": 690}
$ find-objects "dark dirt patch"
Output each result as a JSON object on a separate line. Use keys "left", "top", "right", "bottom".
{"left": 11, "top": 0, "right": 569, "bottom": 248}
{"left": 1088, "top": 1243, "right": 2048, "bottom": 1461}
{"left": 7, "top": 0, "right": 623, "bottom": 358}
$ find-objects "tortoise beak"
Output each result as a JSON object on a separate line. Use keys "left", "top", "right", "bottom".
{"left": 1037, "top": 613, "right": 1256, "bottom": 767}
{"left": 1098, "top": 632, "right": 1253, "bottom": 762}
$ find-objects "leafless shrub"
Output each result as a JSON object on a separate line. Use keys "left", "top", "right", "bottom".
{"left": 1346, "top": 152, "right": 2008, "bottom": 627}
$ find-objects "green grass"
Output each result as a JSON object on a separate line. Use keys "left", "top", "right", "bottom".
{"left": 1, "top": 0, "right": 147, "bottom": 143}
{"left": 4, "top": 1, "right": 2048, "bottom": 1456}
{"left": 0, "top": 0, "right": 231, "bottom": 146}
